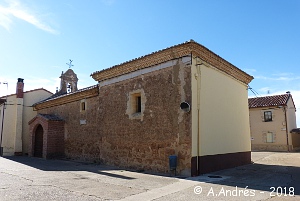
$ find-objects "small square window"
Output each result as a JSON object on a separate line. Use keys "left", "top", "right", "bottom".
{"left": 264, "top": 111, "right": 272, "bottom": 122}
{"left": 126, "top": 89, "right": 146, "bottom": 120}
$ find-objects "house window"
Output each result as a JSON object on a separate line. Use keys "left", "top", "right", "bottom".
{"left": 81, "top": 102, "right": 86, "bottom": 111}
{"left": 126, "top": 89, "right": 146, "bottom": 120}
{"left": 130, "top": 93, "right": 141, "bottom": 114}
{"left": 266, "top": 132, "right": 274, "bottom": 143}
{"left": 136, "top": 96, "right": 141, "bottom": 113}
{"left": 80, "top": 99, "right": 86, "bottom": 112}
{"left": 264, "top": 111, "right": 272, "bottom": 122}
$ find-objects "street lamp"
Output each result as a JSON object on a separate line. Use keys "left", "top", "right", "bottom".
{"left": 0, "top": 82, "right": 8, "bottom": 156}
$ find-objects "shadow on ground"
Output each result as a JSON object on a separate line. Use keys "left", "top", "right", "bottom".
{"left": 188, "top": 162, "right": 300, "bottom": 196}
{"left": 3, "top": 156, "right": 136, "bottom": 180}
{"left": 4, "top": 155, "right": 300, "bottom": 195}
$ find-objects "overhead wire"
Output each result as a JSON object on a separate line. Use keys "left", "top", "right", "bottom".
{"left": 248, "top": 85, "right": 260, "bottom": 97}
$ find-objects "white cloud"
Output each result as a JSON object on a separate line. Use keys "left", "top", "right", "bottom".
{"left": 258, "top": 87, "right": 272, "bottom": 93}
{"left": 255, "top": 75, "right": 300, "bottom": 81}
{"left": 0, "top": 0, "right": 58, "bottom": 34}
{"left": 0, "top": 6, "right": 12, "bottom": 30}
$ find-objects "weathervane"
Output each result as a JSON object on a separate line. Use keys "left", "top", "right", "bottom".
{"left": 66, "top": 59, "right": 74, "bottom": 68}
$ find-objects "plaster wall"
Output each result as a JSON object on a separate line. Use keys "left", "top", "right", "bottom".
{"left": 285, "top": 99, "right": 300, "bottom": 149}
{"left": 0, "top": 95, "right": 17, "bottom": 155}
{"left": 286, "top": 98, "right": 297, "bottom": 131}
{"left": 0, "top": 89, "right": 52, "bottom": 156}
{"left": 249, "top": 106, "right": 290, "bottom": 151}
{"left": 14, "top": 98, "right": 23, "bottom": 153}
{"left": 191, "top": 58, "right": 251, "bottom": 157}
{"left": 22, "top": 90, "right": 53, "bottom": 154}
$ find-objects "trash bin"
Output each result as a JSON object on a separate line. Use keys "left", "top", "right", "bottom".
{"left": 169, "top": 155, "right": 177, "bottom": 171}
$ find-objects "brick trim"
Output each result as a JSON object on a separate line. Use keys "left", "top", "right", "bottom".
{"left": 28, "top": 114, "right": 65, "bottom": 158}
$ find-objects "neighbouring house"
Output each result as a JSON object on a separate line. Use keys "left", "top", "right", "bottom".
{"left": 0, "top": 98, "right": 5, "bottom": 155}
{"left": 0, "top": 79, "right": 53, "bottom": 156}
{"left": 249, "top": 93, "right": 300, "bottom": 151}
{"left": 29, "top": 40, "right": 253, "bottom": 176}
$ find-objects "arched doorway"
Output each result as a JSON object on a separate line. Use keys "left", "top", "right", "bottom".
{"left": 29, "top": 114, "right": 64, "bottom": 158}
{"left": 34, "top": 125, "right": 43, "bottom": 157}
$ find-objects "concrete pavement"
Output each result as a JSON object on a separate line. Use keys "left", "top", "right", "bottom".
{"left": 1, "top": 152, "right": 300, "bottom": 200}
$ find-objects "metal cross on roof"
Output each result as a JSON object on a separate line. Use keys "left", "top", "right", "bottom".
{"left": 66, "top": 59, "right": 74, "bottom": 68}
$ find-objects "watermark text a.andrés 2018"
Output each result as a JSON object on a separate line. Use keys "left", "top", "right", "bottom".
{"left": 194, "top": 186, "right": 295, "bottom": 197}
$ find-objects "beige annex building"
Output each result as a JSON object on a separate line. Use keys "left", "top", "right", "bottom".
{"left": 249, "top": 93, "right": 300, "bottom": 151}
{"left": 0, "top": 79, "right": 52, "bottom": 156}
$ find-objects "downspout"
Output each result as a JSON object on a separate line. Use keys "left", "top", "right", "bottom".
{"left": 195, "top": 58, "right": 202, "bottom": 175}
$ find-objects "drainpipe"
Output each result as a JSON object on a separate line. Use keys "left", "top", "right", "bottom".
{"left": 195, "top": 58, "right": 202, "bottom": 175}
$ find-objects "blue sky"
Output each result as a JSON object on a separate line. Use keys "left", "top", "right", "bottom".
{"left": 0, "top": 0, "right": 300, "bottom": 123}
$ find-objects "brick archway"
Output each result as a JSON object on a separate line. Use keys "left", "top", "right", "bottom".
{"left": 29, "top": 114, "right": 64, "bottom": 158}
{"left": 34, "top": 124, "right": 44, "bottom": 157}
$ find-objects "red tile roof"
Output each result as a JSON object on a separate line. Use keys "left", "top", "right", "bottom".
{"left": 28, "top": 113, "right": 64, "bottom": 125}
{"left": 38, "top": 114, "right": 64, "bottom": 121}
{"left": 290, "top": 128, "right": 300, "bottom": 133}
{"left": 248, "top": 94, "right": 291, "bottom": 108}
{"left": 0, "top": 98, "right": 6, "bottom": 104}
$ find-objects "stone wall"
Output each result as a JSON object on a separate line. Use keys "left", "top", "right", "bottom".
{"left": 39, "top": 98, "right": 100, "bottom": 161}
{"left": 39, "top": 59, "right": 192, "bottom": 175}
{"left": 98, "top": 61, "right": 192, "bottom": 175}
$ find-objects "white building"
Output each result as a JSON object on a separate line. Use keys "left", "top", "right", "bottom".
{"left": 0, "top": 79, "right": 52, "bottom": 156}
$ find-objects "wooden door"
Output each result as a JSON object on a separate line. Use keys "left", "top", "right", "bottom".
{"left": 34, "top": 125, "right": 43, "bottom": 158}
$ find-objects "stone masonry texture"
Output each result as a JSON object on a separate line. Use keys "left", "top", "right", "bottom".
{"left": 38, "top": 60, "right": 192, "bottom": 175}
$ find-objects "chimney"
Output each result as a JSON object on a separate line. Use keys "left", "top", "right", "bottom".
{"left": 16, "top": 78, "right": 24, "bottom": 98}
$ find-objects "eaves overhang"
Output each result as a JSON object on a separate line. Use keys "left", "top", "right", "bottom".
{"left": 91, "top": 40, "right": 254, "bottom": 85}
{"left": 34, "top": 85, "right": 99, "bottom": 110}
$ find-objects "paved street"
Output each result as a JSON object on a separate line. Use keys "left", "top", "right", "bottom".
{"left": 1, "top": 152, "right": 300, "bottom": 200}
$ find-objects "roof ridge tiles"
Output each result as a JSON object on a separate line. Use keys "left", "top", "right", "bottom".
{"left": 248, "top": 94, "right": 291, "bottom": 108}
{"left": 90, "top": 40, "right": 253, "bottom": 85}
